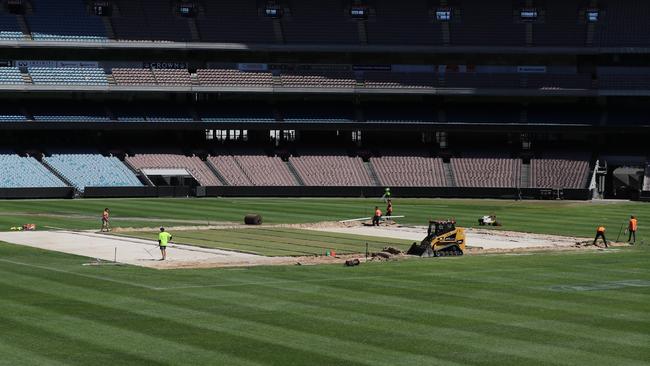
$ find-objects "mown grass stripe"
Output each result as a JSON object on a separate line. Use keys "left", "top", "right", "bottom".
{"left": 0, "top": 269, "right": 456, "bottom": 366}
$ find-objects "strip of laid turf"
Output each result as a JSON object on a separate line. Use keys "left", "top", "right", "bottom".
{"left": 1, "top": 241, "right": 649, "bottom": 365}
{"left": 120, "top": 228, "right": 413, "bottom": 256}
{"left": 1, "top": 198, "right": 649, "bottom": 244}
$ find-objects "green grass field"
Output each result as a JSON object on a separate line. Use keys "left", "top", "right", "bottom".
{"left": 120, "top": 228, "right": 414, "bottom": 256}
{"left": 0, "top": 197, "right": 648, "bottom": 242}
{"left": 1, "top": 197, "right": 650, "bottom": 365}
{"left": 0, "top": 241, "right": 649, "bottom": 365}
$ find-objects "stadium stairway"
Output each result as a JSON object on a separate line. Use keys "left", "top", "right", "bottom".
{"left": 122, "top": 156, "right": 154, "bottom": 186}
{"left": 205, "top": 159, "right": 230, "bottom": 186}
{"left": 443, "top": 161, "right": 456, "bottom": 187}
{"left": 520, "top": 161, "right": 531, "bottom": 188}
{"left": 285, "top": 159, "right": 305, "bottom": 186}
{"left": 364, "top": 160, "right": 381, "bottom": 186}
{"left": 16, "top": 14, "right": 31, "bottom": 40}
{"left": 38, "top": 155, "right": 76, "bottom": 192}
{"left": 101, "top": 17, "right": 115, "bottom": 39}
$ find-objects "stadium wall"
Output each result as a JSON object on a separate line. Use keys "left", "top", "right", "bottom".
{"left": 0, "top": 187, "right": 74, "bottom": 199}
{"left": 81, "top": 186, "right": 591, "bottom": 200}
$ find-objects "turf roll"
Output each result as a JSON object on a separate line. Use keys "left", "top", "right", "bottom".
{"left": 244, "top": 214, "right": 263, "bottom": 225}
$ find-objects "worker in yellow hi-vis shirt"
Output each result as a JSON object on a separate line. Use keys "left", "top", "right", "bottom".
{"left": 158, "top": 227, "right": 172, "bottom": 261}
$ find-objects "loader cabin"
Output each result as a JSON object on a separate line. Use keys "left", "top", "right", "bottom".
{"left": 427, "top": 220, "right": 457, "bottom": 237}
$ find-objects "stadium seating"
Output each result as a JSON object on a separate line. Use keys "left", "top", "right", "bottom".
{"left": 111, "top": 0, "right": 193, "bottom": 42}
{"left": 29, "top": 67, "right": 108, "bottom": 85}
{"left": 31, "top": 103, "right": 110, "bottom": 122}
{"left": 126, "top": 154, "right": 221, "bottom": 186}
{"left": 449, "top": 0, "right": 526, "bottom": 46}
{"left": 43, "top": 154, "right": 143, "bottom": 191}
{"left": 0, "top": 67, "right": 24, "bottom": 84}
{"left": 607, "top": 107, "right": 650, "bottom": 126}
{"left": 197, "top": 69, "right": 273, "bottom": 87}
{"left": 0, "top": 114, "right": 25, "bottom": 122}
{"left": 443, "top": 73, "right": 520, "bottom": 89}
{"left": 197, "top": 104, "right": 275, "bottom": 123}
{"left": 524, "top": 73, "right": 592, "bottom": 89}
{"left": 208, "top": 153, "right": 297, "bottom": 186}
{"left": 112, "top": 68, "right": 157, "bottom": 85}
{"left": 363, "top": 103, "right": 436, "bottom": 123}
{"left": 281, "top": 0, "right": 359, "bottom": 44}
{"left": 289, "top": 153, "right": 373, "bottom": 186}
{"left": 26, "top": 0, "right": 108, "bottom": 41}
{"left": 445, "top": 104, "right": 521, "bottom": 124}
{"left": 0, "top": 12, "right": 23, "bottom": 40}
{"left": 371, "top": 154, "right": 446, "bottom": 187}
{"left": 530, "top": 153, "right": 591, "bottom": 188}
{"left": 0, "top": 154, "right": 66, "bottom": 188}
{"left": 111, "top": 104, "right": 193, "bottom": 122}
{"left": 366, "top": 0, "right": 443, "bottom": 45}
{"left": 363, "top": 72, "right": 437, "bottom": 89}
{"left": 532, "top": 0, "right": 586, "bottom": 46}
{"left": 280, "top": 103, "right": 355, "bottom": 123}
{"left": 594, "top": 1, "right": 650, "bottom": 47}
{"left": 280, "top": 71, "right": 356, "bottom": 88}
{"left": 598, "top": 74, "right": 650, "bottom": 90}
{"left": 644, "top": 164, "right": 650, "bottom": 191}
{"left": 0, "top": 0, "right": 648, "bottom": 48}
{"left": 151, "top": 69, "right": 192, "bottom": 86}
{"left": 451, "top": 154, "right": 521, "bottom": 187}
{"left": 527, "top": 105, "right": 601, "bottom": 125}
{"left": 195, "top": 0, "right": 275, "bottom": 43}
{"left": 135, "top": 0, "right": 193, "bottom": 42}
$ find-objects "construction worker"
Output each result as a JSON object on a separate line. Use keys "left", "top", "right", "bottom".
{"left": 386, "top": 199, "right": 393, "bottom": 217}
{"left": 158, "top": 227, "right": 172, "bottom": 260}
{"left": 372, "top": 206, "right": 382, "bottom": 226}
{"left": 628, "top": 215, "right": 638, "bottom": 244}
{"left": 100, "top": 208, "right": 110, "bottom": 232}
{"left": 593, "top": 225, "right": 608, "bottom": 248}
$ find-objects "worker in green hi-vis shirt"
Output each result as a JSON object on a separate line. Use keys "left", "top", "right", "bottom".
{"left": 158, "top": 227, "right": 172, "bottom": 261}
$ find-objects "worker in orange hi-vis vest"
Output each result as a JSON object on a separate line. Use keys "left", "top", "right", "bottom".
{"left": 593, "top": 225, "right": 608, "bottom": 248}
{"left": 372, "top": 206, "right": 382, "bottom": 226}
{"left": 627, "top": 216, "right": 638, "bottom": 244}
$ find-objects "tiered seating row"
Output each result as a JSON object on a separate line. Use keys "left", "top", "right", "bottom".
{"left": 208, "top": 155, "right": 297, "bottom": 186}
{"left": 43, "top": 154, "right": 143, "bottom": 191}
{"left": 289, "top": 155, "right": 373, "bottom": 186}
{"left": 371, "top": 155, "right": 446, "bottom": 187}
{"left": 125, "top": 154, "right": 222, "bottom": 186}
{"left": 451, "top": 156, "right": 522, "bottom": 188}
{"left": 530, "top": 155, "right": 591, "bottom": 189}
{"left": 0, "top": 152, "right": 593, "bottom": 189}
{"left": 0, "top": 0, "right": 649, "bottom": 47}
{"left": 29, "top": 67, "right": 108, "bottom": 85}
{"left": 0, "top": 154, "right": 66, "bottom": 188}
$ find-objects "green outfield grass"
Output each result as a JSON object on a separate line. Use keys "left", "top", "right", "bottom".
{"left": 120, "top": 228, "right": 414, "bottom": 256}
{"left": 0, "top": 241, "right": 648, "bottom": 365}
{"left": 0, "top": 198, "right": 649, "bottom": 243}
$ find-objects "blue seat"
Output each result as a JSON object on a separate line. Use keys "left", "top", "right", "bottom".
{"left": 43, "top": 154, "right": 143, "bottom": 192}
{"left": 0, "top": 154, "right": 66, "bottom": 188}
{"left": 29, "top": 67, "right": 109, "bottom": 86}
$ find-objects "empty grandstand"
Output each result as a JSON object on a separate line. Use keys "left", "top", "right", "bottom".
{"left": 43, "top": 154, "right": 142, "bottom": 191}
{"left": 0, "top": 1, "right": 647, "bottom": 201}
{"left": 0, "top": 154, "right": 65, "bottom": 188}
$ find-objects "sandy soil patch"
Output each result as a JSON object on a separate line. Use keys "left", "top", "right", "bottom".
{"left": 309, "top": 224, "right": 593, "bottom": 250}
{"left": 0, "top": 221, "right": 629, "bottom": 269}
